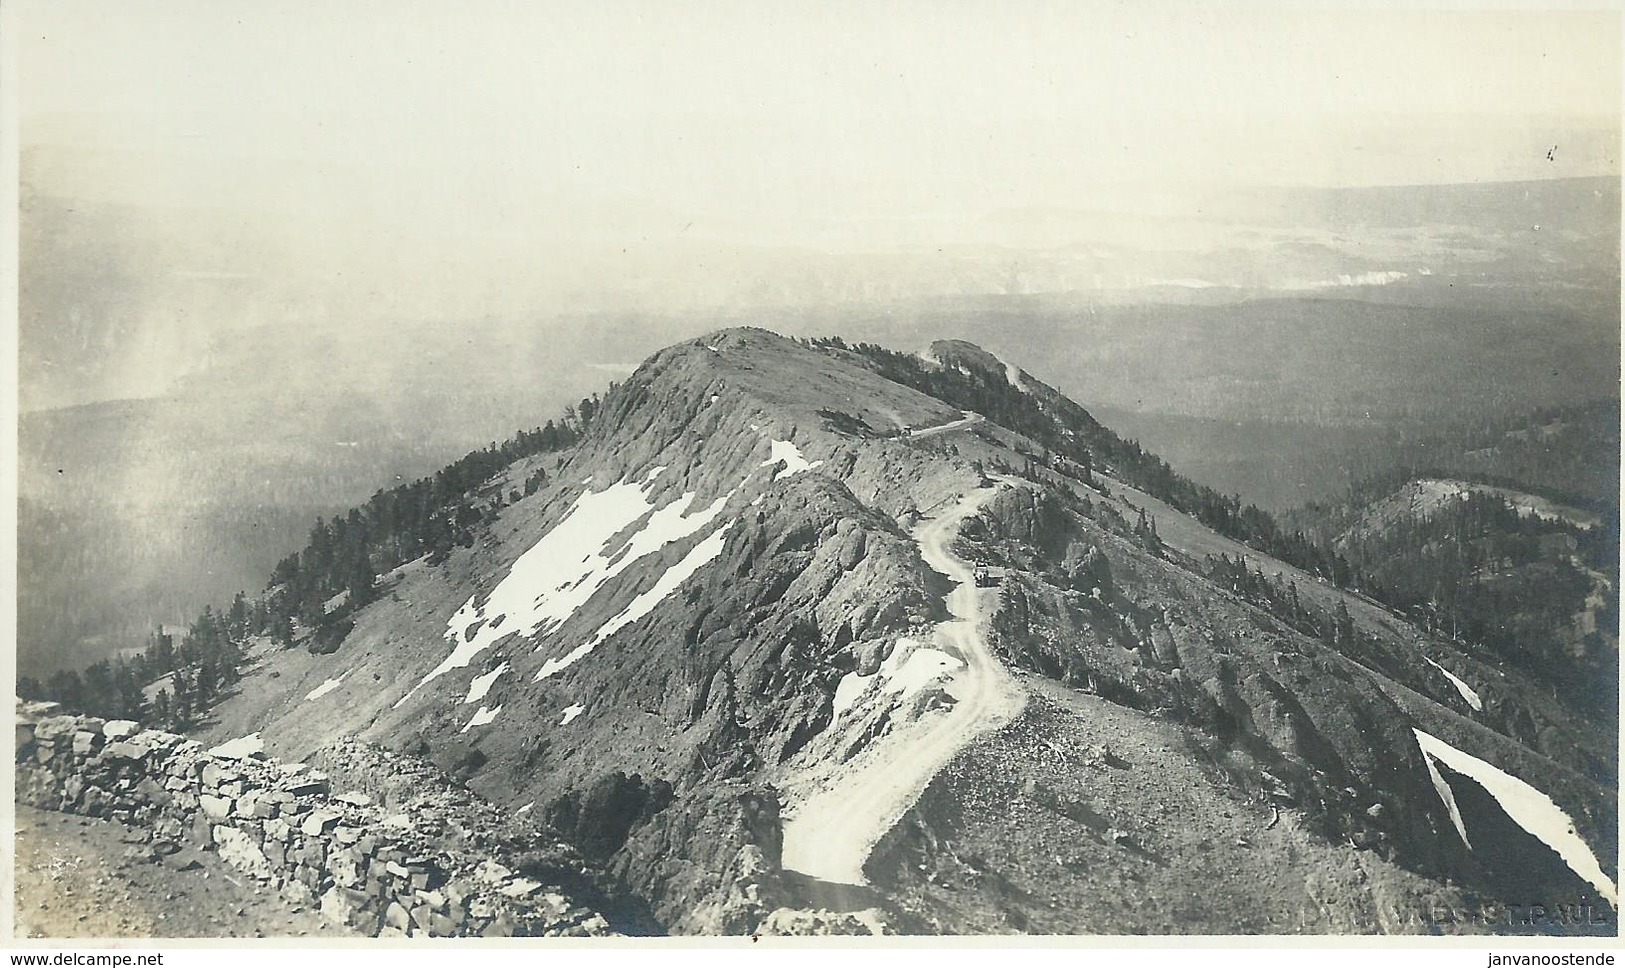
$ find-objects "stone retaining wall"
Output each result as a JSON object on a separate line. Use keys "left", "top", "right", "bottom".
{"left": 15, "top": 705, "right": 613, "bottom": 938}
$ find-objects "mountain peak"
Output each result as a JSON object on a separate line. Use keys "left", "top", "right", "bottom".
{"left": 179, "top": 326, "right": 1615, "bottom": 936}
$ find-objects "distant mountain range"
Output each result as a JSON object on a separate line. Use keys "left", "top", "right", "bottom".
{"left": 19, "top": 176, "right": 1617, "bottom": 679}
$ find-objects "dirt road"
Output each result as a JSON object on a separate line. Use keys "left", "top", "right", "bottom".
{"left": 909, "top": 411, "right": 983, "bottom": 440}
{"left": 780, "top": 481, "right": 1024, "bottom": 886}
{"left": 13, "top": 805, "right": 352, "bottom": 939}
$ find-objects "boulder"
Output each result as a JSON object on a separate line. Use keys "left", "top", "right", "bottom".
{"left": 213, "top": 825, "right": 273, "bottom": 880}
{"left": 15, "top": 699, "right": 63, "bottom": 720}
{"left": 15, "top": 722, "right": 36, "bottom": 754}
{"left": 199, "top": 794, "right": 234, "bottom": 821}
{"left": 32, "top": 716, "right": 79, "bottom": 742}
{"left": 206, "top": 734, "right": 266, "bottom": 760}
{"left": 499, "top": 877, "right": 544, "bottom": 899}
{"left": 321, "top": 886, "right": 374, "bottom": 927}
{"left": 262, "top": 840, "right": 287, "bottom": 868}
{"left": 284, "top": 776, "right": 330, "bottom": 797}
{"left": 103, "top": 741, "right": 152, "bottom": 762}
{"left": 384, "top": 901, "right": 413, "bottom": 934}
{"left": 201, "top": 763, "right": 239, "bottom": 789}
{"left": 330, "top": 848, "right": 367, "bottom": 889}
{"left": 293, "top": 840, "right": 327, "bottom": 868}
{"left": 140, "top": 730, "right": 184, "bottom": 748}
{"left": 301, "top": 808, "right": 343, "bottom": 837}
{"left": 102, "top": 720, "right": 141, "bottom": 740}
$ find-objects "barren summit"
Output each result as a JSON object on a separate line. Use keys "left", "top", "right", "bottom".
{"left": 21, "top": 328, "right": 1618, "bottom": 936}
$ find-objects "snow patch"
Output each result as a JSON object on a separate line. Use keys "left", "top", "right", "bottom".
{"left": 832, "top": 671, "right": 870, "bottom": 717}
{"left": 534, "top": 644, "right": 595, "bottom": 682}
{"left": 831, "top": 640, "right": 964, "bottom": 717}
{"left": 882, "top": 647, "right": 963, "bottom": 697}
{"left": 516, "top": 801, "right": 535, "bottom": 815}
{"left": 587, "top": 524, "right": 732, "bottom": 648}
{"left": 536, "top": 522, "right": 734, "bottom": 681}
{"left": 762, "top": 439, "right": 822, "bottom": 481}
{"left": 1000, "top": 357, "right": 1027, "bottom": 391}
{"left": 559, "top": 703, "right": 585, "bottom": 725}
{"left": 1419, "top": 743, "right": 1472, "bottom": 847}
{"left": 461, "top": 705, "right": 502, "bottom": 732}
{"left": 402, "top": 474, "right": 728, "bottom": 705}
{"left": 1413, "top": 728, "right": 1617, "bottom": 905}
{"left": 464, "top": 662, "right": 510, "bottom": 704}
{"left": 1423, "top": 656, "right": 1483, "bottom": 711}
{"left": 304, "top": 674, "right": 347, "bottom": 701}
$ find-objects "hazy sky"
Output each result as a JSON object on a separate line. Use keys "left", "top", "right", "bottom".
{"left": 18, "top": 2, "right": 1620, "bottom": 218}
{"left": 11, "top": 1, "right": 1622, "bottom": 407}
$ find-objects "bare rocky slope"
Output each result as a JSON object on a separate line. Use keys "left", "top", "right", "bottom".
{"left": 192, "top": 328, "right": 1616, "bottom": 935}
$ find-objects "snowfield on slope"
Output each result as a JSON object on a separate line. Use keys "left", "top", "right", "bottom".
{"left": 762, "top": 440, "right": 822, "bottom": 480}
{"left": 461, "top": 704, "right": 501, "bottom": 732}
{"left": 464, "top": 662, "right": 509, "bottom": 704}
{"left": 398, "top": 473, "right": 729, "bottom": 705}
{"left": 1423, "top": 656, "right": 1483, "bottom": 711}
{"left": 304, "top": 674, "right": 346, "bottom": 701}
{"left": 780, "top": 483, "right": 1025, "bottom": 886}
{"left": 405, "top": 435, "right": 828, "bottom": 704}
{"left": 1414, "top": 728, "right": 1617, "bottom": 905}
{"left": 535, "top": 521, "right": 735, "bottom": 681}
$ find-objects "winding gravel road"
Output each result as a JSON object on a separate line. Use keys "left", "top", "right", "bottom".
{"left": 780, "top": 480, "right": 1024, "bottom": 886}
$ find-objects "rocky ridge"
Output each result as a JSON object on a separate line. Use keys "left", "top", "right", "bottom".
{"left": 170, "top": 328, "right": 1617, "bottom": 934}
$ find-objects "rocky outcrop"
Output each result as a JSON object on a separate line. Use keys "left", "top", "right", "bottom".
{"left": 16, "top": 705, "right": 618, "bottom": 937}
{"left": 966, "top": 478, "right": 1618, "bottom": 905}
{"left": 611, "top": 785, "right": 787, "bottom": 934}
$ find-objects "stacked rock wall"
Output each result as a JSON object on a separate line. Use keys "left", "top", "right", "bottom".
{"left": 15, "top": 706, "right": 613, "bottom": 938}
